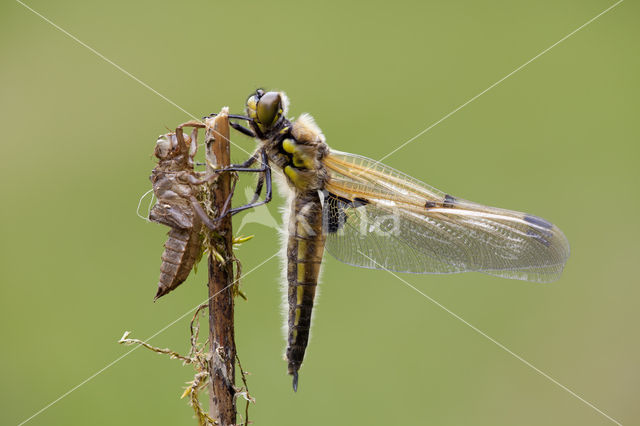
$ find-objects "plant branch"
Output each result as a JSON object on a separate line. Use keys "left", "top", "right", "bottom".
{"left": 204, "top": 109, "right": 237, "bottom": 425}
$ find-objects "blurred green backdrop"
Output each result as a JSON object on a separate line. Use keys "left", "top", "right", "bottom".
{"left": 1, "top": 0, "right": 638, "bottom": 425}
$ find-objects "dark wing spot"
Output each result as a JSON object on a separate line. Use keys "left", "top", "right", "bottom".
{"left": 425, "top": 201, "right": 436, "bottom": 209}
{"left": 353, "top": 197, "right": 370, "bottom": 208}
{"left": 443, "top": 194, "right": 456, "bottom": 208}
{"left": 329, "top": 193, "right": 352, "bottom": 205}
{"left": 524, "top": 214, "right": 553, "bottom": 230}
{"left": 323, "top": 193, "right": 368, "bottom": 233}
{"left": 323, "top": 191, "right": 348, "bottom": 233}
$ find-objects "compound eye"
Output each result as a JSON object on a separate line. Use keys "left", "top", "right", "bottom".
{"left": 246, "top": 95, "right": 258, "bottom": 120}
{"left": 256, "top": 91, "right": 282, "bottom": 126}
{"left": 246, "top": 95, "right": 258, "bottom": 111}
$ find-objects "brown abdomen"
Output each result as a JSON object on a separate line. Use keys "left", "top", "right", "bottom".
{"left": 155, "top": 222, "right": 202, "bottom": 300}
{"left": 286, "top": 191, "right": 326, "bottom": 387}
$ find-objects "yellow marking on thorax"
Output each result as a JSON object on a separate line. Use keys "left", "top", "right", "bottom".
{"left": 282, "top": 138, "right": 296, "bottom": 153}
{"left": 284, "top": 165, "right": 301, "bottom": 186}
{"left": 283, "top": 139, "right": 315, "bottom": 169}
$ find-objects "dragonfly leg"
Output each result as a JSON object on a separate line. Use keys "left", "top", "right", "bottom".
{"left": 229, "top": 121, "right": 256, "bottom": 138}
{"left": 234, "top": 153, "right": 259, "bottom": 169}
{"left": 249, "top": 173, "right": 265, "bottom": 204}
{"left": 203, "top": 113, "right": 252, "bottom": 121}
{"left": 226, "top": 150, "right": 272, "bottom": 217}
{"left": 229, "top": 163, "right": 272, "bottom": 216}
{"left": 185, "top": 153, "right": 261, "bottom": 186}
{"left": 189, "top": 176, "right": 238, "bottom": 231}
{"left": 202, "top": 112, "right": 256, "bottom": 137}
{"left": 191, "top": 150, "right": 272, "bottom": 223}
{"left": 190, "top": 196, "right": 218, "bottom": 231}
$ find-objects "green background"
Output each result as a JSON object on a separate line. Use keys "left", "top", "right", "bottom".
{"left": 1, "top": 0, "right": 638, "bottom": 425}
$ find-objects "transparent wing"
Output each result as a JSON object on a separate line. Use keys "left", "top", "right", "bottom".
{"left": 321, "top": 150, "right": 570, "bottom": 283}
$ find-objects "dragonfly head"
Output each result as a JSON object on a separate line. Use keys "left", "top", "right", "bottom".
{"left": 246, "top": 89, "right": 289, "bottom": 134}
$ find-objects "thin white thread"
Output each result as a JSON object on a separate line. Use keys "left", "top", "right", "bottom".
{"left": 15, "top": 0, "right": 625, "bottom": 424}
{"left": 358, "top": 251, "right": 623, "bottom": 426}
{"left": 12, "top": 3, "right": 281, "bottom": 425}
{"left": 15, "top": 0, "right": 284, "bottom": 222}
{"left": 135, "top": 188, "right": 154, "bottom": 222}
{"left": 15, "top": 0, "right": 198, "bottom": 120}
{"left": 14, "top": 0, "right": 258, "bottom": 161}
{"left": 17, "top": 251, "right": 280, "bottom": 426}
{"left": 16, "top": 0, "right": 287, "bottom": 187}
{"left": 376, "top": 0, "right": 624, "bottom": 165}
{"left": 148, "top": 193, "right": 156, "bottom": 218}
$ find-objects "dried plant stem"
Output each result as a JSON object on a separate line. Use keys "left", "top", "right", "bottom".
{"left": 118, "top": 331, "right": 193, "bottom": 364}
{"left": 204, "top": 109, "right": 237, "bottom": 425}
{"left": 118, "top": 304, "right": 215, "bottom": 426}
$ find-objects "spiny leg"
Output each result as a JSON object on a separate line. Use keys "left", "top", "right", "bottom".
{"left": 235, "top": 152, "right": 259, "bottom": 169}
{"left": 207, "top": 151, "right": 259, "bottom": 175}
{"left": 201, "top": 150, "right": 273, "bottom": 218}
{"left": 190, "top": 150, "right": 272, "bottom": 223}
{"left": 249, "top": 173, "right": 264, "bottom": 205}
{"left": 228, "top": 151, "right": 272, "bottom": 216}
{"left": 185, "top": 153, "right": 261, "bottom": 186}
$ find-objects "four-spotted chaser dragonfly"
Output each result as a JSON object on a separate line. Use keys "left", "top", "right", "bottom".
{"left": 209, "top": 89, "right": 570, "bottom": 391}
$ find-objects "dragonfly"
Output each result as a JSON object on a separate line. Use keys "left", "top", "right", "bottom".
{"left": 207, "top": 89, "right": 570, "bottom": 391}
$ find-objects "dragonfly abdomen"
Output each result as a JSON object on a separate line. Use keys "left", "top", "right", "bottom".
{"left": 154, "top": 220, "right": 202, "bottom": 300}
{"left": 285, "top": 191, "right": 326, "bottom": 390}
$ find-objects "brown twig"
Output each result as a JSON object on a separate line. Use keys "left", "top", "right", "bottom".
{"left": 118, "top": 304, "right": 215, "bottom": 426}
{"left": 118, "top": 331, "right": 194, "bottom": 364}
{"left": 204, "top": 109, "right": 237, "bottom": 425}
{"left": 235, "top": 353, "right": 254, "bottom": 425}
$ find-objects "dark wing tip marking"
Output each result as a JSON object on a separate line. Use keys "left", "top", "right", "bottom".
{"left": 524, "top": 214, "right": 553, "bottom": 230}
{"left": 526, "top": 229, "right": 551, "bottom": 247}
{"left": 443, "top": 194, "right": 456, "bottom": 208}
{"left": 425, "top": 201, "right": 436, "bottom": 209}
{"left": 524, "top": 215, "right": 555, "bottom": 247}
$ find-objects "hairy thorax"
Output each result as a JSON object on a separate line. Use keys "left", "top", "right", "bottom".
{"left": 263, "top": 113, "right": 330, "bottom": 193}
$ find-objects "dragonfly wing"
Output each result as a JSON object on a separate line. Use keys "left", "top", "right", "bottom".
{"left": 321, "top": 150, "right": 570, "bottom": 283}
